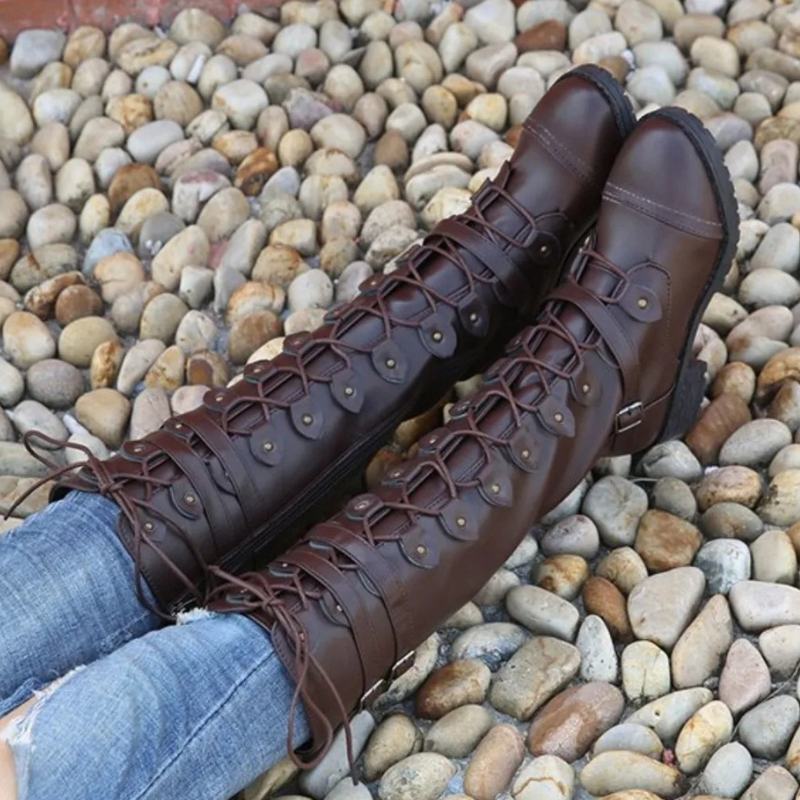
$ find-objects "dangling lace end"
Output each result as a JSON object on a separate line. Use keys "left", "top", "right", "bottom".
{"left": 4, "top": 430, "right": 90, "bottom": 520}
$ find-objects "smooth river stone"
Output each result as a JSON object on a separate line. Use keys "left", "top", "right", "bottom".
{"left": 527, "top": 682, "right": 624, "bottom": 762}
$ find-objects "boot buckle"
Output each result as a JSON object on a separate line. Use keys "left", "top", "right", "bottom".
{"left": 615, "top": 401, "right": 643, "bottom": 434}
{"left": 357, "top": 651, "right": 416, "bottom": 710}
{"left": 390, "top": 651, "right": 416, "bottom": 681}
{"left": 358, "top": 678, "right": 388, "bottom": 711}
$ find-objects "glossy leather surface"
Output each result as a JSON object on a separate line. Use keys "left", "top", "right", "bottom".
{"left": 49, "top": 67, "right": 634, "bottom": 613}
{"left": 209, "top": 109, "right": 738, "bottom": 765}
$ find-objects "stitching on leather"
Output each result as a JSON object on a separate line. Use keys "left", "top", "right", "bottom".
{"left": 604, "top": 182, "right": 723, "bottom": 239}
{"left": 525, "top": 121, "right": 600, "bottom": 187}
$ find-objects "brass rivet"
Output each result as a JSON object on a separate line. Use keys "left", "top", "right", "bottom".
{"left": 215, "top": 394, "right": 224, "bottom": 402}
{"left": 391, "top": 469, "right": 402, "bottom": 477}
{"left": 132, "top": 444, "right": 144, "bottom": 453}
{"left": 456, "top": 516, "right": 467, "bottom": 528}
{"left": 637, "top": 297, "right": 648, "bottom": 309}
{"left": 336, "top": 603, "right": 343, "bottom": 612}
{"left": 432, "top": 331, "right": 443, "bottom": 342}
{"left": 144, "top": 521, "right": 154, "bottom": 532}
{"left": 344, "top": 386, "right": 354, "bottom": 397}
{"left": 582, "top": 383, "right": 590, "bottom": 394}
{"left": 490, "top": 482, "right": 501, "bottom": 494}
{"left": 554, "top": 412, "right": 564, "bottom": 423}
{"left": 469, "top": 312, "right": 479, "bottom": 323}
{"left": 521, "top": 448, "right": 531, "bottom": 460}
{"left": 263, "top": 441, "right": 274, "bottom": 452}
{"left": 539, "top": 243, "right": 550, "bottom": 256}
{"left": 385, "top": 358, "right": 396, "bottom": 369}
{"left": 281, "top": 562, "right": 288, "bottom": 568}
{"left": 416, "top": 545, "right": 427, "bottom": 555}
{"left": 184, "top": 493, "right": 196, "bottom": 505}
{"left": 302, "top": 413, "right": 313, "bottom": 425}
{"left": 356, "top": 500, "right": 369, "bottom": 511}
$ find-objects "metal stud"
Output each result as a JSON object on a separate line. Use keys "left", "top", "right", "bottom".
{"left": 302, "top": 413, "right": 313, "bottom": 426}
{"left": 336, "top": 603, "right": 343, "bottom": 612}
{"left": 174, "top": 422, "right": 183, "bottom": 430}
{"left": 132, "top": 444, "right": 145, "bottom": 453}
{"left": 637, "top": 297, "right": 648, "bottom": 309}
{"left": 143, "top": 521, "right": 154, "bottom": 532}
{"left": 432, "top": 330, "right": 443, "bottom": 343}
{"left": 469, "top": 312, "right": 479, "bottom": 324}
{"left": 521, "top": 448, "right": 531, "bottom": 460}
{"left": 385, "top": 358, "right": 396, "bottom": 369}
{"left": 355, "top": 500, "right": 370, "bottom": 511}
{"left": 263, "top": 441, "right": 274, "bottom": 452}
{"left": 416, "top": 545, "right": 427, "bottom": 556}
{"left": 554, "top": 412, "right": 564, "bottom": 423}
{"left": 456, "top": 516, "right": 467, "bottom": 528}
{"left": 184, "top": 493, "right": 196, "bottom": 505}
{"left": 215, "top": 393, "right": 224, "bottom": 402}
{"left": 538, "top": 243, "right": 551, "bottom": 257}
{"left": 582, "top": 383, "right": 590, "bottom": 394}
{"left": 344, "top": 386, "right": 354, "bottom": 397}
{"left": 490, "top": 482, "right": 501, "bottom": 495}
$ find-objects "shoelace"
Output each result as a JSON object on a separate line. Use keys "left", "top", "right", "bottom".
{"left": 209, "top": 246, "right": 635, "bottom": 773}
{"left": 5, "top": 179, "right": 543, "bottom": 622}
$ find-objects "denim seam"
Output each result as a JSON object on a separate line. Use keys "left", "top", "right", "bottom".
{"left": 131, "top": 648, "right": 277, "bottom": 800}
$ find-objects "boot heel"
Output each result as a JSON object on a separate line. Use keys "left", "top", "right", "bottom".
{"left": 659, "top": 358, "right": 707, "bottom": 443}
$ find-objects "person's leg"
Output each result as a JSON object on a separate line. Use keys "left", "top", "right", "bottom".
{"left": 0, "top": 611, "right": 309, "bottom": 800}
{"left": 0, "top": 491, "right": 161, "bottom": 715}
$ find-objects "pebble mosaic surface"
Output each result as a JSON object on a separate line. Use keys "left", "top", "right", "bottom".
{"left": 4, "top": 1, "right": 800, "bottom": 798}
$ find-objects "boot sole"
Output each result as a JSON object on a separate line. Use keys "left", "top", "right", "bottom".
{"left": 561, "top": 64, "right": 638, "bottom": 143}
{"left": 645, "top": 106, "right": 739, "bottom": 443}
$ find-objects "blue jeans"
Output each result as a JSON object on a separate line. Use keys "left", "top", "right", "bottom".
{"left": 0, "top": 492, "right": 309, "bottom": 800}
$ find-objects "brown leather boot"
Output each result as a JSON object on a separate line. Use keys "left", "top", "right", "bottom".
{"left": 27, "top": 66, "right": 635, "bottom": 615}
{"left": 208, "top": 107, "right": 738, "bottom": 767}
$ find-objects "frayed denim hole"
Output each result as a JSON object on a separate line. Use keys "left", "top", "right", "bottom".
{"left": 175, "top": 608, "right": 219, "bottom": 625}
{"left": 0, "top": 666, "right": 86, "bottom": 800}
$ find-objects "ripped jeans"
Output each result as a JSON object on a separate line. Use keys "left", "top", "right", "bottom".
{"left": 0, "top": 492, "right": 310, "bottom": 800}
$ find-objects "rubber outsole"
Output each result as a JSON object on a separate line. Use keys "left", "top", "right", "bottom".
{"left": 564, "top": 64, "right": 638, "bottom": 141}
{"left": 644, "top": 106, "right": 740, "bottom": 443}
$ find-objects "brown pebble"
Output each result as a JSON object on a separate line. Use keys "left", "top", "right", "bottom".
{"left": 374, "top": 130, "right": 409, "bottom": 172}
{"left": 24, "top": 271, "right": 84, "bottom": 319}
{"left": 416, "top": 660, "right": 491, "bottom": 719}
{"left": 711, "top": 361, "right": 756, "bottom": 404}
{"left": 90, "top": 339, "right": 124, "bottom": 390}
{"left": 599, "top": 56, "right": 631, "bottom": 83}
{"left": 108, "top": 164, "right": 161, "bottom": 215}
{"left": 234, "top": 147, "right": 279, "bottom": 197}
{"left": 582, "top": 576, "right": 632, "bottom": 642}
{"left": 527, "top": 682, "right": 625, "bottom": 761}
{"left": 634, "top": 510, "right": 702, "bottom": 572}
{"left": 228, "top": 310, "right": 282, "bottom": 364}
{"left": 55, "top": 284, "right": 104, "bottom": 326}
{"left": 0, "top": 37, "right": 8, "bottom": 65}
{"left": 534, "top": 554, "right": 590, "bottom": 599}
{"left": 685, "top": 393, "right": 751, "bottom": 465}
{"left": 0, "top": 239, "right": 20, "bottom": 280}
{"left": 106, "top": 94, "right": 154, "bottom": 135}
{"left": 515, "top": 20, "right": 566, "bottom": 52}
{"left": 463, "top": 724, "right": 525, "bottom": 800}
{"left": 186, "top": 350, "right": 229, "bottom": 386}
